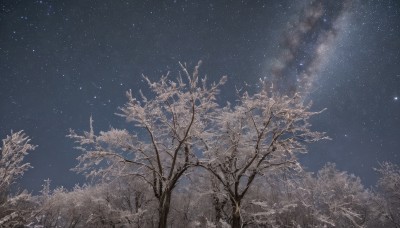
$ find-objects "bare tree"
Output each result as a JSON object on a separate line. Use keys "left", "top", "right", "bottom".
{"left": 68, "top": 61, "right": 227, "bottom": 228}
{"left": 199, "top": 85, "right": 327, "bottom": 228}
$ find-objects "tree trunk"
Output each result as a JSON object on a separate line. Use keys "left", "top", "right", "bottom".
{"left": 215, "top": 204, "right": 223, "bottom": 228}
{"left": 213, "top": 194, "right": 226, "bottom": 228}
{"left": 231, "top": 200, "right": 241, "bottom": 228}
{"left": 158, "top": 191, "right": 172, "bottom": 228}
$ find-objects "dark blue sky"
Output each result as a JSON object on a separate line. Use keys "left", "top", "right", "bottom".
{"left": 1, "top": 0, "right": 399, "bottom": 192}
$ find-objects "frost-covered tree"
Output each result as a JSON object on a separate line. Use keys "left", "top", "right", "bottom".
{"left": 311, "top": 163, "right": 376, "bottom": 227}
{"left": 200, "top": 85, "right": 327, "bottom": 228}
{"left": 375, "top": 162, "right": 400, "bottom": 227}
{"left": 34, "top": 177, "right": 155, "bottom": 227}
{"left": 68, "top": 61, "right": 227, "bottom": 228}
{"left": 0, "top": 130, "right": 37, "bottom": 227}
{"left": 0, "top": 190, "right": 37, "bottom": 227}
{"left": 0, "top": 130, "right": 36, "bottom": 201}
{"left": 249, "top": 164, "right": 378, "bottom": 227}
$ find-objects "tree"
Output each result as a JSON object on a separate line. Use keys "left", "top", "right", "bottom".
{"left": 0, "top": 130, "right": 36, "bottom": 201}
{"left": 0, "top": 130, "right": 37, "bottom": 227}
{"left": 311, "top": 163, "right": 376, "bottom": 227}
{"left": 34, "top": 177, "right": 154, "bottom": 227}
{"left": 68, "top": 61, "right": 227, "bottom": 228}
{"left": 199, "top": 85, "right": 327, "bottom": 228}
{"left": 248, "top": 164, "right": 377, "bottom": 227}
{"left": 375, "top": 162, "right": 400, "bottom": 227}
{"left": 168, "top": 170, "right": 230, "bottom": 227}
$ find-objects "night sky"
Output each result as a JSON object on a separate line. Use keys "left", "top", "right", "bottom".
{"left": 1, "top": 0, "right": 399, "bottom": 193}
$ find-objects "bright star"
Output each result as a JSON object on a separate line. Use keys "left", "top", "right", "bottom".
{"left": 394, "top": 96, "right": 398, "bottom": 101}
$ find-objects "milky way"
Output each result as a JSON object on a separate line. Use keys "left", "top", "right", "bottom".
{"left": 271, "top": 0, "right": 352, "bottom": 96}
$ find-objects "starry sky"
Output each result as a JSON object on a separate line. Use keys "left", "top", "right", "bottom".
{"left": 1, "top": 0, "right": 399, "bottom": 193}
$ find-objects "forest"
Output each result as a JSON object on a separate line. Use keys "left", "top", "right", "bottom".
{"left": 1, "top": 64, "right": 399, "bottom": 228}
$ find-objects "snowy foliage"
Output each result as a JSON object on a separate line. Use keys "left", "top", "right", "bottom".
{"left": 68, "top": 61, "right": 227, "bottom": 227}
{"left": 0, "top": 130, "right": 37, "bottom": 227}
{"left": 0, "top": 190, "right": 37, "bottom": 227}
{"left": 66, "top": 62, "right": 332, "bottom": 227}
{"left": 375, "top": 162, "right": 400, "bottom": 227}
{"left": 236, "top": 164, "right": 377, "bottom": 227}
{"left": 33, "top": 177, "right": 155, "bottom": 227}
{"left": 198, "top": 81, "right": 328, "bottom": 227}
{"left": 0, "top": 130, "right": 36, "bottom": 200}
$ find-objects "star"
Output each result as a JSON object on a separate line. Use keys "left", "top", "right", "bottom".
{"left": 394, "top": 96, "right": 398, "bottom": 101}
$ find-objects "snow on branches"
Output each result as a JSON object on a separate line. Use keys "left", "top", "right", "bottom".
{"left": 198, "top": 85, "right": 328, "bottom": 227}
{"left": 67, "top": 61, "right": 228, "bottom": 228}
{"left": 67, "top": 62, "right": 327, "bottom": 228}
{"left": 0, "top": 131, "right": 36, "bottom": 196}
